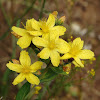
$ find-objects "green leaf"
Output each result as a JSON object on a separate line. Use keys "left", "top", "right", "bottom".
{"left": 40, "top": 68, "right": 58, "bottom": 83}
{"left": 16, "top": 82, "right": 30, "bottom": 100}
{"left": 51, "top": 66, "right": 67, "bottom": 75}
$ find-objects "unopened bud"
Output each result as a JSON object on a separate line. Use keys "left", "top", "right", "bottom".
{"left": 63, "top": 63, "right": 71, "bottom": 74}
{"left": 36, "top": 71, "right": 41, "bottom": 75}
{"left": 11, "top": 32, "right": 22, "bottom": 38}
{"left": 59, "top": 16, "right": 66, "bottom": 23}
{"left": 70, "top": 36, "right": 73, "bottom": 39}
{"left": 12, "top": 59, "right": 20, "bottom": 64}
{"left": 52, "top": 11, "right": 58, "bottom": 18}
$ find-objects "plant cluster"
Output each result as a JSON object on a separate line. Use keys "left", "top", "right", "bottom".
{"left": 6, "top": 11, "right": 95, "bottom": 99}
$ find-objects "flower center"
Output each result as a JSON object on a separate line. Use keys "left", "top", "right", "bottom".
{"left": 70, "top": 45, "right": 81, "bottom": 57}
{"left": 21, "top": 67, "right": 30, "bottom": 74}
{"left": 48, "top": 41, "right": 55, "bottom": 50}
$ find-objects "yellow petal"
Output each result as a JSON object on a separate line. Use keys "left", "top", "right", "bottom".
{"left": 17, "top": 34, "right": 32, "bottom": 49}
{"left": 12, "top": 73, "right": 25, "bottom": 85}
{"left": 72, "top": 61, "right": 80, "bottom": 67}
{"left": 72, "top": 37, "right": 84, "bottom": 50}
{"left": 74, "top": 57, "right": 84, "bottom": 67}
{"left": 38, "top": 48, "right": 50, "bottom": 59}
{"left": 56, "top": 38, "right": 70, "bottom": 53}
{"left": 77, "top": 50, "right": 94, "bottom": 59}
{"left": 72, "top": 37, "right": 81, "bottom": 45}
{"left": 50, "top": 51, "right": 60, "bottom": 67}
{"left": 42, "top": 33, "right": 50, "bottom": 40}
{"left": 46, "top": 14, "right": 55, "bottom": 28}
{"left": 26, "top": 73, "right": 40, "bottom": 85}
{"left": 31, "top": 19, "right": 40, "bottom": 30}
{"left": 12, "top": 26, "right": 27, "bottom": 36}
{"left": 27, "top": 31, "right": 42, "bottom": 36}
{"left": 61, "top": 53, "right": 72, "bottom": 59}
{"left": 19, "top": 50, "right": 31, "bottom": 67}
{"left": 49, "top": 31, "right": 59, "bottom": 41}
{"left": 49, "top": 26, "right": 66, "bottom": 40}
{"left": 51, "top": 26, "right": 66, "bottom": 36}
{"left": 26, "top": 19, "right": 33, "bottom": 30}
{"left": 30, "top": 61, "right": 43, "bottom": 72}
{"left": 6, "top": 62, "right": 22, "bottom": 73}
{"left": 32, "top": 37, "right": 48, "bottom": 47}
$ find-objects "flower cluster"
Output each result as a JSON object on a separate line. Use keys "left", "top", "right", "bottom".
{"left": 6, "top": 11, "right": 94, "bottom": 85}
{"left": 88, "top": 69, "right": 95, "bottom": 77}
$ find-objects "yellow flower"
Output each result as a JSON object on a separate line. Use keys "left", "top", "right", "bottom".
{"left": 90, "top": 69, "right": 95, "bottom": 76}
{"left": 6, "top": 50, "right": 43, "bottom": 85}
{"left": 30, "top": 14, "right": 66, "bottom": 39}
{"left": 12, "top": 19, "right": 42, "bottom": 49}
{"left": 61, "top": 37, "right": 94, "bottom": 67}
{"left": 88, "top": 69, "right": 95, "bottom": 76}
{"left": 32, "top": 37, "right": 70, "bottom": 67}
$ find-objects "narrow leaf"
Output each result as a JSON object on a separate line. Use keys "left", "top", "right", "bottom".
{"left": 16, "top": 82, "right": 30, "bottom": 100}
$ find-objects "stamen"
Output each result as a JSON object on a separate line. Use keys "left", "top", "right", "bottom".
{"left": 21, "top": 22, "right": 26, "bottom": 28}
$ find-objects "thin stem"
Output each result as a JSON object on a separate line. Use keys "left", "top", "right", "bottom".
{"left": 0, "top": 0, "right": 11, "bottom": 27}
{"left": 39, "top": 0, "right": 46, "bottom": 19}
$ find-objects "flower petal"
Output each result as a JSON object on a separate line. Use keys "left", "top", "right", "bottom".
{"left": 17, "top": 34, "right": 32, "bottom": 49}
{"left": 72, "top": 61, "right": 80, "bottom": 67}
{"left": 30, "top": 61, "right": 43, "bottom": 72}
{"left": 72, "top": 37, "right": 84, "bottom": 50}
{"left": 32, "top": 37, "right": 48, "bottom": 47}
{"left": 12, "top": 26, "right": 27, "bottom": 36}
{"left": 26, "top": 73, "right": 40, "bottom": 85}
{"left": 42, "top": 33, "right": 50, "bottom": 41}
{"left": 12, "top": 73, "right": 25, "bottom": 85}
{"left": 38, "top": 48, "right": 50, "bottom": 59}
{"left": 26, "top": 19, "right": 34, "bottom": 30}
{"left": 27, "top": 31, "right": 42, "bottom": 36}
{"left": 19, "top": 50, "right": 31, "bottom": 67}
{"left": 61, "top": 53, "right": 72, "bottom": 59}
{"left": 74, "top": 57, "right": 84, "bottom": 67}
{"left": 77, "top": 50, "right": 94, "bottom": 59}
{"left": 56, "top": 38, "right": 70, "bottom": 53}
{"left": 6, "top": 61, "right": 22, "bottom": 73}
{"left": 46, "top": 14, "right": 55, "bottom": 28}
{"left": 51, "top": 26, "right": 66, "bottom": 36}
{"left": 50, "top": 51, "right": 60, "bottom": 67}
{"left": 31, "top": 19, "right": 40, "bottom": 30}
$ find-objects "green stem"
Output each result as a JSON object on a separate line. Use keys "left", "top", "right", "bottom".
{"left": 39, "top": 0, "right": 46, "bottom": 19}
